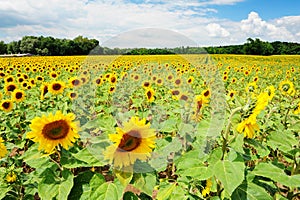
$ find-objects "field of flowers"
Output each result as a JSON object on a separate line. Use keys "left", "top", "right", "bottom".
{"left": 0, "top": 54, "right": 299, "bottom": 199}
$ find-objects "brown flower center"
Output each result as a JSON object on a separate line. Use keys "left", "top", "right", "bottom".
{"left": 118, "top": 130, "right": 141, "bottom": 152}
{"left": 53, "top": 83, "right": 62, "bottom": 91}
{"left": 146, "top": 91, "right": 152, "bottom": 99}
{"left": 16, "top": 92, "right": 23, "bottom": 99}
{"left": 3, "top": 102, "right": 11, "bottom": 109}
{"left": 72, "top": 79, "right": 80, "bottom": 86}
{"left": 42, "top": 120, "right": 69, "bottom": 140}
{"left": 7, "top": 85, "right": 16, "bottom": 92}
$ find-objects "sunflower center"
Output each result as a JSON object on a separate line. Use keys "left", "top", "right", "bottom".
{"left": 146, "top": 91, "right": 152, "bottom": 99}
{"left": 42, "top": 120, "right": 70, "bottom": 140}
{"left": 3, "top": 102, "right": 10, "bottom": 109}
{"left": 7, "top": 85, "right": 16, "bottom": 92}
{"left": 16, "top": 92, "right": 23, "bottom": 99}
{"left": 118, "top": 130, "right": 141, "bottom": 152}
{"left": 282, "top": 84, "right": 290, "bottom": 92}
{"left": 72, "top": 80, "right": 80, "bottom": 86}
{"left": 53, "top": 83, "right": 62, "bottom": 91}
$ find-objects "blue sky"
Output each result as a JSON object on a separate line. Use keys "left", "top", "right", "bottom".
{"left": 0, "top": 0, "right": 299, "bottom": 47}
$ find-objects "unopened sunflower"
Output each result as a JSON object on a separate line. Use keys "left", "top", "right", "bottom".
{"left": 103, "top": 117, "right": 156, "bottom": 168}
{"left": 26, "top": 111, "right": 80, "bottom": 154}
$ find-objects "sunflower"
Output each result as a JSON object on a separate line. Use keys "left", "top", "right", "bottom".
{"left": 11, "top": 89, "right": 26, "bottom": 103}
{"left": 202, "top": 178, "right": 212, "bottom": 197}
{"left": 145, "top": 88, "right": 155, "bottom": 102}
{"left": 0, "top": 92, "right": 2, "bottom": 100}
{"left": 0, "top": 137, "right": 8, "bottom": 158}
{"left": 142, "top": 81, "right": 151, "bottom": 89}
{"left": 4, "top": 83, "right": 18, "bottom": 94}
{"left": 1, "top": 100, "right": 13, "bottom": 112}
{"left": 26, "top": 111, "right": 80, "bottom": 154}
{"left": 279, "top": 80, "right": 295, "bottom": 96}
{"left": 5, "top": 75, "right": 14, "bottom": 83}
{"left": 109, "top": 74, "right": 118, "bottom": 84}
{"left": 94, "top": 78, "right": 102, "bottom": 86}
{"left": 49, "top": 81, "right": 66, "bottom": 95}
{"left": 265, "top": 86, "right": 275, "bottom": 100}
{"left": 68, "top": 92, "right": 78, "bottom": 100}
{"left": 40, "top": 83, "right": 49, "bottom": 100}
{"left": 187, "top": 76, "right": 194, "bottom": 84}
{"left": 108, "top": 86, "right": 116, "bottom": 94}
{"left": 5, "top": 171, "right": 17, "bottom": 183}
{"left": 156, "top": 78, "right": 163, "bottom": 86}
{"left": 236, "top": 115, "right": 259, "bottom": 138}
{"left": 174, "top": 78, "right": 182, "bottom": 87}
{"left": 294, "top": 102, "right": 300, "bottom": 115}
{"left": 103, "top": 117, "right": 156, "bottom": 168}
{"left": 69, "top": 77, "right": 81, "bottom": 88}
{"left": 227, "top": 90, "right": 236, "bottom": 99}
{"left": 245, "top": 82, "right": 257, "bottom": 93}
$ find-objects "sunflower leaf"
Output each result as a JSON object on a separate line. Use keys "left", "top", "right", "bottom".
{"left": 213, "top": 160, "right": 245, "bottom": 196}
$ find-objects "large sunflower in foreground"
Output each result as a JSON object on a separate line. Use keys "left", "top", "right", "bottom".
{"left": 26, "top": 111, "right": 80, "bottom": 154}
{"left": 103, "top": 117, "right": 156, "bottom": 168}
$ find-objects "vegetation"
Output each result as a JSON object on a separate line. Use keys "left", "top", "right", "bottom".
{"left": 0, "top": 54, "right": 299, "bottom": 199}
{"left": 1, "top": 36, "right": 300, "bottom": 55}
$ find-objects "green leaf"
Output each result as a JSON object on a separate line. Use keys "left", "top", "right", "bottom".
{"left": 68, "top": 171, "right": 95, "bottom": 200}
{"left": 251, "top": 162, "right": 300, "bottom": 188}
{"left": 160, "top": 117, "right": 179, "bottom": 133}
{"left": 149, "top": 137, "right": 182, "bottom": 171}
{"left": 72, "top": 147, "right": 104, "bottom": 166}
{"left": 176, "top": 149, "right": 207, "bottom": 171}
{"left": 229, "top": 133, "right": 244, "bottom": 153}
{"left": 180, "top": 166, "right": 213, "bottom": 180}
{"left": 231, "top": 181, "right": 272, "bottom": 200}
{"left": 156, "top": 182, "right": 176, "bottom": 200}
{"left": 90, "top": 182, "right": 119, "bottom": 200}
{"left": 213, "top": 160, "right": 245, "bottom": 196}
{"left": 57, "top": 170, "right": 74, "bottom": 200}
{"left": 0, "top": 185, "right": 12, "bottom": 200}
{"left": 20, "top": 144, "right": 52, "bottom": 169}
{"left": 132, "top": 173, "right": 157, "bottom": 196}
{"left": 169, "top": 183, "right": 188, "bottom": 200}
{"left": 38, "top": 168, "right": 59, "bottom": 200}
{"left": 38, "top": 169, "right": 74, "bottom": 200}
{"left": 115, "top": 169, "right": 133, "bottom": 187}
{"left": 123, "top": 191, "right": 139, "bottom": 200}
{"left": 267, "top": 130, "right": 298, "bottom": 153}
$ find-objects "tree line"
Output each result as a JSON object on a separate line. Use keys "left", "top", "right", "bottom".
{"left": 0, "top": 36, "right": 300, "bottom": 56}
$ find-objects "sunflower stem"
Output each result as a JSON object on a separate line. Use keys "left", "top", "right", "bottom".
{"left": 221, "top": 106, "right": 243, "bottom": 160}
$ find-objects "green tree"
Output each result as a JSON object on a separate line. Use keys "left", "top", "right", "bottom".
{"left": 0, "top": 41, "right": 7, "bottom": 54}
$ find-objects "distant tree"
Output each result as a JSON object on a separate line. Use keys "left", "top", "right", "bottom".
{"left": 243, "top": 38, "right": 274, "bottom": 55}
{"left": 0, "top": 41, "right": 7, "bottom": 54}
{"left": 19, "top": 36, "right": 40, "bottom": 54}
{"left": 7, "top": 41, "right": 21, "bottom": 54}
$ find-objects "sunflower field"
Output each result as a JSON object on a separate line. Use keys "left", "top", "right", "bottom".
{"left": 0, "top": 54, "right": 299, "bottom": 199}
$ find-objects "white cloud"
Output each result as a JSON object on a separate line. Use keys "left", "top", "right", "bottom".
{"left": 206, "top": 23, "right": 230, "bottom": 37}
{"left": 240, "top": 11, "right": 294, "bottom": 41}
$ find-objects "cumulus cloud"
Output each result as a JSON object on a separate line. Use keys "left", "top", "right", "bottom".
{"left": 206, "top": 23, "right": 230, "bottom": 37}
{"left": 240, "top": 11, "right": 294, "bottom": 41}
